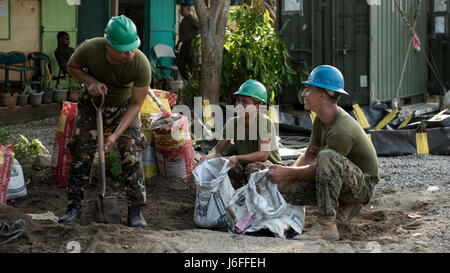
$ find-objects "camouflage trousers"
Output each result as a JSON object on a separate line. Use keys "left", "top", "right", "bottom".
{"left": 228, "top": 160, "right": 274, "bottom": 189}
{"left": 67, "top": 92, "right": 147, "bottom": 207}
{"left": 278, "top": 149, "right": 379, "bottom": 217}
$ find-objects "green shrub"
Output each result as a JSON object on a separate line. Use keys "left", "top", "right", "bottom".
{"left": 13, "top": 135, "right": 49, "bottom": 166}
{"left": 221, "top": 4, "right": 297, "bottom": 104}
{"left": 0, "top": 124, "right": 11, "bottom": 145}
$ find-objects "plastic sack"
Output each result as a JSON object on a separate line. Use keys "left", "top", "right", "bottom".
{"left": 153, "top": 89, "right": 178, "bottom": 108}
{"left": 140, "top": 95, "right": 171, "bottom": 179}
{"left": 226, "top": 169, "right": 305, "bottom": 238}
{"left": 51, "top": 101, "right": 78, "bottom": 188}
{"left": 192, "top": 157, "right": 235, "bottom": 229}
{"left": 150, "top": 111, "right": 195, "bottom": 181}
{"left": 6, "top": 159, "right": 27, "bottom": 200}
{"left": 0, "top": 145, "right": 14, "bottom": 205}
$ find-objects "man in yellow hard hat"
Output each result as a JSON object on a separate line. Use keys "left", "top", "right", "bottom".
{"left": 199, "top": 80, "right": 283, "bottom": 188}
{"left": 58, "top": 15, "right": 151, "bottom": 228}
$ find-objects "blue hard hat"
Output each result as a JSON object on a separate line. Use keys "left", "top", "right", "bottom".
{"left": 302, "top": 65, "right": 349, "bottom": 95}
{"left": 184, "top": 0, "right": 194, "bottom": 5}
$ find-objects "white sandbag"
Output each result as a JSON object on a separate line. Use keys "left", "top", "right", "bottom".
{"left": 6, "top": 159, "right": 27, "bottom": 200}
{"left": 226, "top": 169, "right": 305, "bottom": 238}
{"left": 193, "top": 157, "right": 235, "bottom": 229}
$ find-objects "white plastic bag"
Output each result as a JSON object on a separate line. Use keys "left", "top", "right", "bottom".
{"left": 6, "top": 159, "right": 27, "bottom": 200}
{"left": 226, "top": 169, "right": 305, "bottom": 238}
{"left": 193, "top": 157, "right": 235, "bottom": 229}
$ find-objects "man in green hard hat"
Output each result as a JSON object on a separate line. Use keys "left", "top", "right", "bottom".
{"left": 199, "top": 79, "right": 283, "bottom": 188}
{"left": 58, "top": 15, "right": 151, "bottom": 228}
{"left": 267, "top": 65, "right": 380, "bottom": 241}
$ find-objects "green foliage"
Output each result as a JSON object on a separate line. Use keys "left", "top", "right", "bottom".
{"left": 21, "top": 85, "right": 32, "bottom": 96}
{"left": 0, "top": 123, "right": 11, "bottom": 145}
{"left": 40, "top": 60, "right": 54, "bottom": 89}
{"left": 67, "top": 77, "right": 81, "bottom": 91}
{"left": 181, "top": 73, "right": 200, "bottom": 107}
{"left": 295, "top": 62, "right": 313, "bottom": 104}
{"left": 106, "top": 149, "right": 124, "bottom": 185}
{"left": 221, "top": 4, "right": 297, "bottom": 104}
{"left": 13, "top": 135, "right": 49, "bottom": 166}
{"left": 4, "top": 82, "right": 12, "bottom": 93}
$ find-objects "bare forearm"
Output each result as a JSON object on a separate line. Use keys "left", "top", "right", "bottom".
{"left": 235, "top": 151, "right": 268, "bottom": 164}
{"left": 112, "top": 104, "right": 141, "bottom": 138}
{"left": 209, "top": 139, "right": 229, "bottom": 156}
{"left": 285, "top": 163, "right": 317, "bottom": 181}
{"left": 113, "top": 86, "right": 148, "bottom": 138}
{"left": 294, "top": 142, "right": 320, "bottom": 167}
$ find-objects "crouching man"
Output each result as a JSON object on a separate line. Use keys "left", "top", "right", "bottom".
{"left": 268, "top": 65, "right": 380, "bottom": 241}
{"left": 199, "top": 80, "right": 283, "bottom": 188}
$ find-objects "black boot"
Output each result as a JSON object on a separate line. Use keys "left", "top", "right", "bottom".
{"left": 58, "top": 203, "right": 84, "bottom": 223}
{"left": 127, "top": 205, "right": 147, "bottom": 228}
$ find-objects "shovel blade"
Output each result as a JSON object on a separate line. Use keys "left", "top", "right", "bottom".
{"left": 93, "top": 196, "right": 122, "bottom": 224}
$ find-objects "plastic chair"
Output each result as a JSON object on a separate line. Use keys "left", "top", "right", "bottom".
{"left": 2, "top": 51, "right": 37, "bottom": 86}
{"left": 153, "top": 44, "right": 179, "bottom": 79}
{"left": 27, "top": 52, "right": 51, "bottom": 82}
{"left": 0, "top": 52, "right": 10, "bottom": 64}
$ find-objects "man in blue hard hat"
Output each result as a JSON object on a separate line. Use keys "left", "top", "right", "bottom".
{"left": 268, "top": 65, "right": 380, "bottom": 241}
{"left": 58, "top": 15, "right": 151, "bottom": 228}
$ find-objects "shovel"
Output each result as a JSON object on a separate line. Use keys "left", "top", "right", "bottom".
{"left": 148, "top": 87, "right": 166, "bottom": 111}
{"left": 91, "top": 94, "right": 121, "bottom": 224}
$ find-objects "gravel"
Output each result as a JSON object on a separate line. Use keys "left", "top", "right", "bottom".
{"left": 2, "top": 116, "right": 59, "bottom": 150}
{"left": 2, "top": 116, "right": 449, "bottom": 192}
{"left": 377, "top": 154, "right": 450, "bottom": 191}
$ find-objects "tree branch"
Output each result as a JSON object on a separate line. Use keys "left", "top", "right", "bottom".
{"left": 211, "top": 0, "right": 225, "bottom": 29}
{"left": 194, "top": 0, "right": 210, "bottom": 27}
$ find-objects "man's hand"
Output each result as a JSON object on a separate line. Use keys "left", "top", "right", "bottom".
{"left": 88, "top": 82, "right": 108, "bottom": 97}
{"left": 267, "top": 164, "right": 291, "bottom": 186}
{"left": 104, "top": 133, "right": 118, "bottom": 153}
{"left": 227, "top": 155, "right": 239, "bottom": 169}
{"left": 199, "top": 153, "right": 219, "bottom": 164}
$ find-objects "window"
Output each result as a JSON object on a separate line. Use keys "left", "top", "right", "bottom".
{"left": 431, "top": 0, "right": 449, "bottom": 36}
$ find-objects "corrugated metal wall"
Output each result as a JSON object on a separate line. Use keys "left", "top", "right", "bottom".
{"left": 369, "top": 0, "right": 428, "bottom": 104}
{"left": 278, "top": 0, "right": 429, "bottom": 106}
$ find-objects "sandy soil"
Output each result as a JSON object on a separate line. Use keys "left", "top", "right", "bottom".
{"left": 0, "top": 165, "right": 448, "bottom": 254}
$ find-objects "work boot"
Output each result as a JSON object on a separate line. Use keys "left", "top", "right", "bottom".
{"left": 58, "top": 203, "right": 84, "bottom": 223}
{"left": 337, "top": 201, "right": 363, "bottom": 225}
{"left": 294, "top": 215, "right": 339, "bottom": 241}
{"left": 127, "top": 205, "right": 147, "bottom": 228}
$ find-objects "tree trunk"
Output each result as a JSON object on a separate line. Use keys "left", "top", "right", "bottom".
{"left": 194, "top": 0, "right": 231, "bottom": 104}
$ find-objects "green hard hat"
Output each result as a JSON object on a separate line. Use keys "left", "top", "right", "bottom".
{"left": 234, "top": 79, "right": 267, "bottom": 104}
{"left": 104, "top": 15, "right": 141, "bottom": 52}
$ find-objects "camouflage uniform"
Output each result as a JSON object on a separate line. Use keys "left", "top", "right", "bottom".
{"left": 67, "top": 91, "right": 147, "bottom": 207}
{"left": 279, "top": 149, "right": 379, "bottom": 217}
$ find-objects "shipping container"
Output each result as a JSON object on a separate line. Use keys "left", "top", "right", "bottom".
{"left": 428, "top": 0, "right": 450, "bottom": 95}
{"left": 277, "top": 0, "right": 429, "bottom": 107}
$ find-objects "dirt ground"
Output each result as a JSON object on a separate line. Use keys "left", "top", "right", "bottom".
{"left": 1, "top": 164, "right": 448, "bottom": 254}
